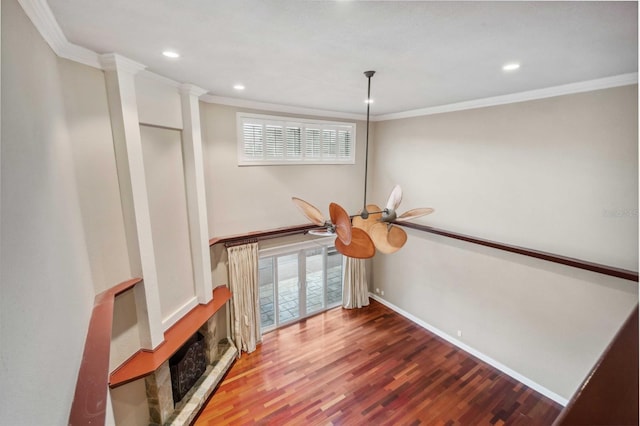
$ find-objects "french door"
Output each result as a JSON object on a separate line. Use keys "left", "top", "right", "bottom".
{"left": 258, "top": 243, "right": 343, "bottom": 333}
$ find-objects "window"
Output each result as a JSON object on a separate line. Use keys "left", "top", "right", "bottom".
{"left": 237, "top": 113, "right": 356, "bottom": 165}
{"left": 258, "top": 239, "right": 343, "bottom": 333}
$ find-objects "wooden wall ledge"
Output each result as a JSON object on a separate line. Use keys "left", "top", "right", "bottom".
{"left": 109, "top": 285, "right": 232, "bottom": 388}
{"left": 395, "top": 221, "right": 639, "bottom": 282}
{"left": 69, "top": 278, "right": 142, "bottom": 426}
{"left": 209, "top": 222, "right": 638, "bottom": 282}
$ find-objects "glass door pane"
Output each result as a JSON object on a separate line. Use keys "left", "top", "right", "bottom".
{"left": 277, "top": 253, "right": 300, "bottom": 324}
{"left": 258, "top": 257, "right": 275, "bottom": 331}
{"left": 327, "top": 247, "right": 343, "bottom": 306}
{"left": 305, "top": 247, "right": 325, "bottom": 314}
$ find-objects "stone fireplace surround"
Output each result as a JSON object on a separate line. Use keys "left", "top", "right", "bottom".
{"left": 145, "top": 313, "right": 237, "bottom": 425}
{"left": 109, "top": 285, "right": 235, "bottom": 425}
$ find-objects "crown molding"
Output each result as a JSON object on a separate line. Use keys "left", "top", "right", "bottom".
{"left": 17, "top": 0, "right": 102, "bottom": 69}
{"left": 180, "top": 84, "right": 208, "bottom": 98}
{"left": 99, "top": 53, "right": 146, "bottom": 74}
{"left": 375, "top": 73, "right": 639, "bottom": 121}
{"left": 201, "top": 95, "right": 366, "bottom": 121}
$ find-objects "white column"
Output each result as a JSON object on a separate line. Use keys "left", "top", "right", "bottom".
{"left": 100, "top": 53, "right": 164, "bottom": 349}
{"left": 180, "top": 84, "right": 213, "bottom": 304}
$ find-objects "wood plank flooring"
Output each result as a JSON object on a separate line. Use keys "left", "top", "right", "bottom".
{"left": 194, "top": 300, "right": 561, "bottom": 425}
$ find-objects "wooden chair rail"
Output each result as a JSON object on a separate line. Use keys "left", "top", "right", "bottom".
{"left": 209, "top": 222, "right": 638, "bottom": 282}
{"left": 395, "top": 221, "right": 639, "bottom": 282}
{"left": 68, "top": 278, "right": 142, "bottom": 426}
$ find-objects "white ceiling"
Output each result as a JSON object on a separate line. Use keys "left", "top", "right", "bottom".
{"left": 46, "top": 1, "right": 638, "bottom": 116}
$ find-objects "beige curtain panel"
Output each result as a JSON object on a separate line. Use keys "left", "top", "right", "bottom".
{"left": 227, "top": 242, "right": 261, "bottom": 355}
{"left": 342, "top": 257, "right": 369, "bottom": 309}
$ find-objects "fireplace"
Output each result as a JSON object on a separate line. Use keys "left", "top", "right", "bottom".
{"left": 169, "top": 332, "right": 206, "bottom": 404}
{"left": 144, "top": 310, "right": 238, "bottom": 426}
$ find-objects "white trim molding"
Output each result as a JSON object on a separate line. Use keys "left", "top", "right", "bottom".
{"left": 180, "top": 83, "right": 208, "bottom": 98}
{"left": 369, "top": 292, "right": 569, "bottom": 407}
{"left": 181, "top": 85, "right": 214, "bottom": 304}
{"left": 162, "top": 297, "right": 199, "bottom": 331}
{"left": 99, "top": 53, "right": 146, "bottom": 74}
{"left": 375, "top": 73, "right": 639, "bottom": 121}
{"left": 17, "top": 0, "right": 101, "bottom": 69}
{"left": 202, "top": 94, "right": 366, "bottom": 121}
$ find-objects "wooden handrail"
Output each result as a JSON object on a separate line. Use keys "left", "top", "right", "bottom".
{"left": 395, "top": 221, "right": 639, "bottom": 282}
{"left": 69, "top": 278, "right": 142, "bottom": 426}
{"left": 553, "top": 305, "right": 639, "bottom": 425}
{"left": 69, "top": 281, "right": 232, "bottom": 424}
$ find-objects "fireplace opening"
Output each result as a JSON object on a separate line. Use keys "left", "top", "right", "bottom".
{"left": 169, "top": 332, "right": 206, "bottom": 405}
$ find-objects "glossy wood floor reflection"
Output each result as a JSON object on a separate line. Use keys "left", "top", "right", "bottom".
{"left": 194, "top": 300, "right": 561, "bottom": 425}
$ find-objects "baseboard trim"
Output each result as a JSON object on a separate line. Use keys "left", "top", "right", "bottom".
{"left": 369, "top": 293, "right": 569, "bottom": 406}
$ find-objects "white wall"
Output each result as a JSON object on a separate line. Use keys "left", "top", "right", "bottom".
{"left": 140, "top": 125, "right": 196, "bottom": 325}
{"left": 370, "top": 86, "right": 638, "bottom": 401}
{"left": 201, "top": 103, "right": 368, "bottom": 237}
{"left": 1, "top": 0, "right": 101, "bottom": 423}
{"left": 59, "top": 59, "right": 132, "bottom": 294}
{"left": 135, "top": 72, "right": 183, "bottom": 129}
{"left": 371, "top": 86, "right": 638, "bottom": 269}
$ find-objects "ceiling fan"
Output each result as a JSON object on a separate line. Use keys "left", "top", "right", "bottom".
{"left": 292, "top": 71, "right": 434, "bottom": 259}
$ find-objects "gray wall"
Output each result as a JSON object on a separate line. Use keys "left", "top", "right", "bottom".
{"left": 369, "top": 86, "right": 638, "bottom": 400}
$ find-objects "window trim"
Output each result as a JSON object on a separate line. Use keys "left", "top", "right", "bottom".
{"left": 237, "top": 112, "right": 356, "bottom": 166}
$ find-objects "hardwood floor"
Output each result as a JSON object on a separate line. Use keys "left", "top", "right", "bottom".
{"left": 194, "top": 300, "right": 561, "bottom": 425}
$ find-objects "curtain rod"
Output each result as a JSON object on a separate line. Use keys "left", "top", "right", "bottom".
{"left": 210, "top": 224, "right": 318, "bottom": 248}
{"left": 224, "top": 238, "right": 259, "bottom": 248}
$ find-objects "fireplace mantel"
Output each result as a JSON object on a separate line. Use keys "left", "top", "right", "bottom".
{"left": 110, "top": 285, "right": 232, "bottom": 388}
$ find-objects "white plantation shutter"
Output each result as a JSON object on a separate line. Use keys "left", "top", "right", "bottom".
{"left": 305, "top": 128, "right": 321, "bottom": 159}
{"left": 338, "top": 129, "right": 351, "bottom": 160}
{"left": 238, "top": 113, "right": 355, "bottom": 165}
{"left": 322, "top": 129, "right": 337, "bottom": 158}
{"left": 243, "top": 123, "right": 263, "bottom": 159}
{"left": 265, "top": 125, "right": 284, "bottom": 158}
{"left": 286, "top": 126, "right": 302, "bottom": 158}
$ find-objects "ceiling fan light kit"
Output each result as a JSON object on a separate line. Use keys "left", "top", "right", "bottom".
{"left": 292, "top": 71, "right": 434, "bottom": 259}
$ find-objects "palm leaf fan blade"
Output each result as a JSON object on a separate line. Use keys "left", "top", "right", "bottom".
{"left": 396, "top": 208, "right": 435, "bottom": 222}
{"left": 292, "top": 197, "right": 326, "bottom": 226}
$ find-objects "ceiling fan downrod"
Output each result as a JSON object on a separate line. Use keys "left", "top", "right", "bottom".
{"left": 361, "top": 70, "right": 376, "bottom": 220}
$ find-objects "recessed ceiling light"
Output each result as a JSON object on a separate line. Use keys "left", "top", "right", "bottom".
{"left": 162, "top": 51, "right": 180, "bottom": 59}
{"left": 502, "top": 62, "right": 520, "bottom": 71}
{"left": 365, "top": 98, "right": 374, "bottom": 104}
{"left": 233, "top": 84, "right": 245, "bottom": 91}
